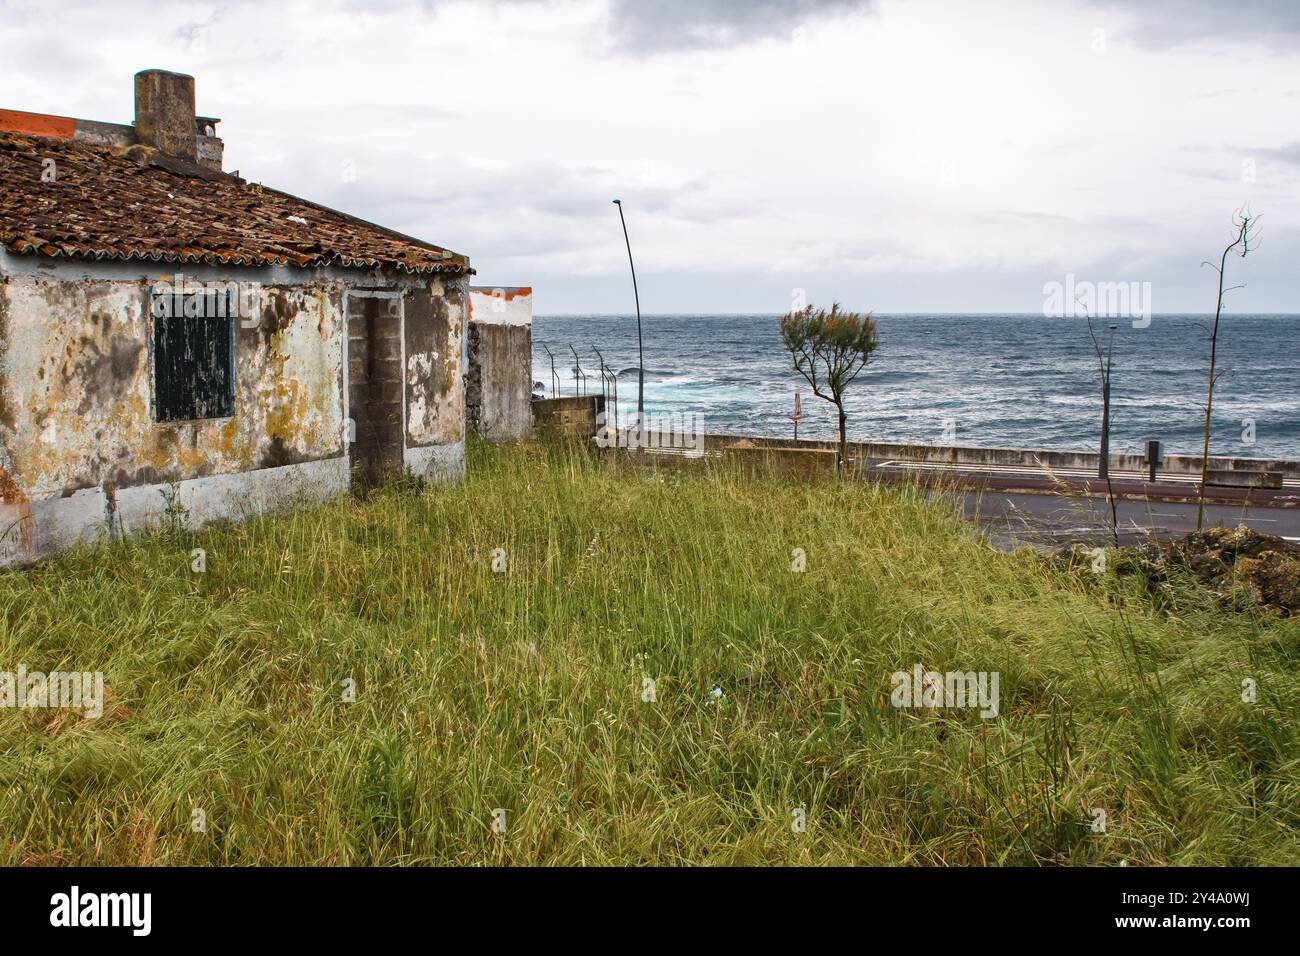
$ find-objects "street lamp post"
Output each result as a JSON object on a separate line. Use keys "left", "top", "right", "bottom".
{"left": 612, "top": 199, "right": 644, "bottom": 424}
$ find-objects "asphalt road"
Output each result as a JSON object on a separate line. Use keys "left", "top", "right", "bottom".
{"left": 963, "top": 489, "right": 1300, "bottom": 551}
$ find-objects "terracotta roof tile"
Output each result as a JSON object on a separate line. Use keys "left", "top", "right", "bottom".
{"left": 0, "top": 132, "right": 471, "bottom": 275}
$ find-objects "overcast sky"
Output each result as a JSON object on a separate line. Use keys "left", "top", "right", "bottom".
{"left": 2, "top": 0, "right": 1296, "bottom": 314}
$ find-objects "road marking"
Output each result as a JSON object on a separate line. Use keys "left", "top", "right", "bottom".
{"left": 1149, "top": 511, "right": 1279, "bottom": 524}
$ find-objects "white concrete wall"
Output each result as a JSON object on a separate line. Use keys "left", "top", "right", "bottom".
{"left": 11, "top": 458, "right": 349, "bottom": 565}
{"left": 467, "top": 286, "right": 532, "bottom": 442}
{"left": 469, "top": 286, "right": 532, "bottom": 327}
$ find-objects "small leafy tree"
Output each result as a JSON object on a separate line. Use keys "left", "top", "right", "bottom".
{"left": 779, "top": 303, "right": 879, "bottom": 471}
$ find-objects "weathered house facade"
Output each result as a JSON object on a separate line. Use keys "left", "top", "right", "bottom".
{"left": 0, "top": 70, "right": 472, "bottom": 565}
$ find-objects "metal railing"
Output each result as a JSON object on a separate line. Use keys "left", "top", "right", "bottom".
{"left": 537, "top": 344, "right": 620, "bottom": 425}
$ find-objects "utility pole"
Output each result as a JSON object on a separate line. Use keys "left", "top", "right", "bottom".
{"left": 612, "top": 199, "right": 644, "bottom": 423}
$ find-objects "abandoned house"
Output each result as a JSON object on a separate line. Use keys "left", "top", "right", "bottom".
{"left": 0, "top": 69, "right": 473, "bottom": 565}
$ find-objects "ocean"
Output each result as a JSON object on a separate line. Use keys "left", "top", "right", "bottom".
{"left": 532, "top": 314, "right": 1300, "bottom": 459}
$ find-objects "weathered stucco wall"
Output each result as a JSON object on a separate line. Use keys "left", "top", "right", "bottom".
{"left": 467, "top": 286, "right": 532, "bottom": 443}
{"left": 0, "top": 274, "right": 345, "bottom": 497}
{"left": 403, "top": 275, "right": 468, "bottom": 451}
{"left": 0, "top": 256, "right": 468, "bottom": 564}
{"left": 469, "top": 323, "right": 533, "bottom": 442}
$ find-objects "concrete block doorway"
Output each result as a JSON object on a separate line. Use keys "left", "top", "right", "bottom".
{"left": 345, "top": 292, "right": 405, "bottom": 489}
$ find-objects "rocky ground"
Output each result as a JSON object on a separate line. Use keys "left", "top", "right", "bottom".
{"left": 1057, "top": 525, "right": 1300, "bottom": 615}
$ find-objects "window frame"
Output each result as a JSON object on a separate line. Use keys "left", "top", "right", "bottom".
{"left": 149, "top": 287, "right": 237, "bottom": 424}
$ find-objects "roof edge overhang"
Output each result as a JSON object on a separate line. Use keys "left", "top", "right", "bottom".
{"left": 0, "top": 130, "right": 473, "bottom": 278}
{"left": 2, "top": 241, "right": 474, "bottom": 277}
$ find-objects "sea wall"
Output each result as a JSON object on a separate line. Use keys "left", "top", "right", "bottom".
{"left": 698, "top": 434, "right": 1300, "bottom": 480}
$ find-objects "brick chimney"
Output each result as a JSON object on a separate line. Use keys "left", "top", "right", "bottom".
{"left": 134, "top": 69, "right": 196, "bottom": 161}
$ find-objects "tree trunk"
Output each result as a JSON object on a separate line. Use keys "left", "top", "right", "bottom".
{"left": 836, "top": 404, "right": 847, "bottom": 474}
{"left": 1197, "top": 245, "right": 1232, "bottom": 531}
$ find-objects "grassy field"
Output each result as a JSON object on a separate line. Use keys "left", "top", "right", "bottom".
{"left": 1, "top": 438, "right": 1296, "bottom": 865}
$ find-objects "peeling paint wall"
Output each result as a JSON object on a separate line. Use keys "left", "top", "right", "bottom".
{"left": 468, "top": 323, "right": 532, "bottom": 442}
{"left": 467, "top": 286, "right": 532, "bottom": 442}
{"left": 0, "top": 257, "right": 467, "bottom": 564}
{"left": 468, "top": 285, "right": 532, "bottom": 328}
{"left": 0, "top": 275, "right": 345, "bottom": 495}
{"left": 403, "top": 274, "right": 468, "bottom": 449}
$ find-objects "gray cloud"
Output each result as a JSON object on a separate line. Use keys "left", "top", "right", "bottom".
{"left": 1087, "top": 0, "right": 1300, "bottom": 49}
{"left": 602, "top": 0, "right": 877, "bottom": 52}
{"left": 1254, "top": 142, "right": 1300, "bottom": 167}
{"left": 1, "top": 0, "right": 1295, "bottom": 312}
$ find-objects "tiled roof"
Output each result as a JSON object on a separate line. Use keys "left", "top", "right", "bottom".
{"left": 0, "top": 132, "right": 470, "bottom": 275}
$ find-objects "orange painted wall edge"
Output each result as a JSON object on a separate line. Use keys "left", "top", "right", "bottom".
{"left": 0, "top": 109, "right": 76, "bottom": 139}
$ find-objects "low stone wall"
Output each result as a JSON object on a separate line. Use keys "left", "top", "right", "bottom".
{"left": 699, "top": 434, "right": 1300, "bottom": 480}
{"left": 567, "top": 425, "right": 1299, "bottom": 486}
{"left": 531, "top": 395, "right": 605, "bottom": 440}
{"left": 1203, "top": 469, "right": 1283, "bottom": 489}
{"left": 722, "top": 445, "right": 837, "bottom": 479}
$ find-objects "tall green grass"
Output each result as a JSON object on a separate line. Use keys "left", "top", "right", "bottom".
{"left": 0, "top": 437, "right": 1296, "bottom": 865}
